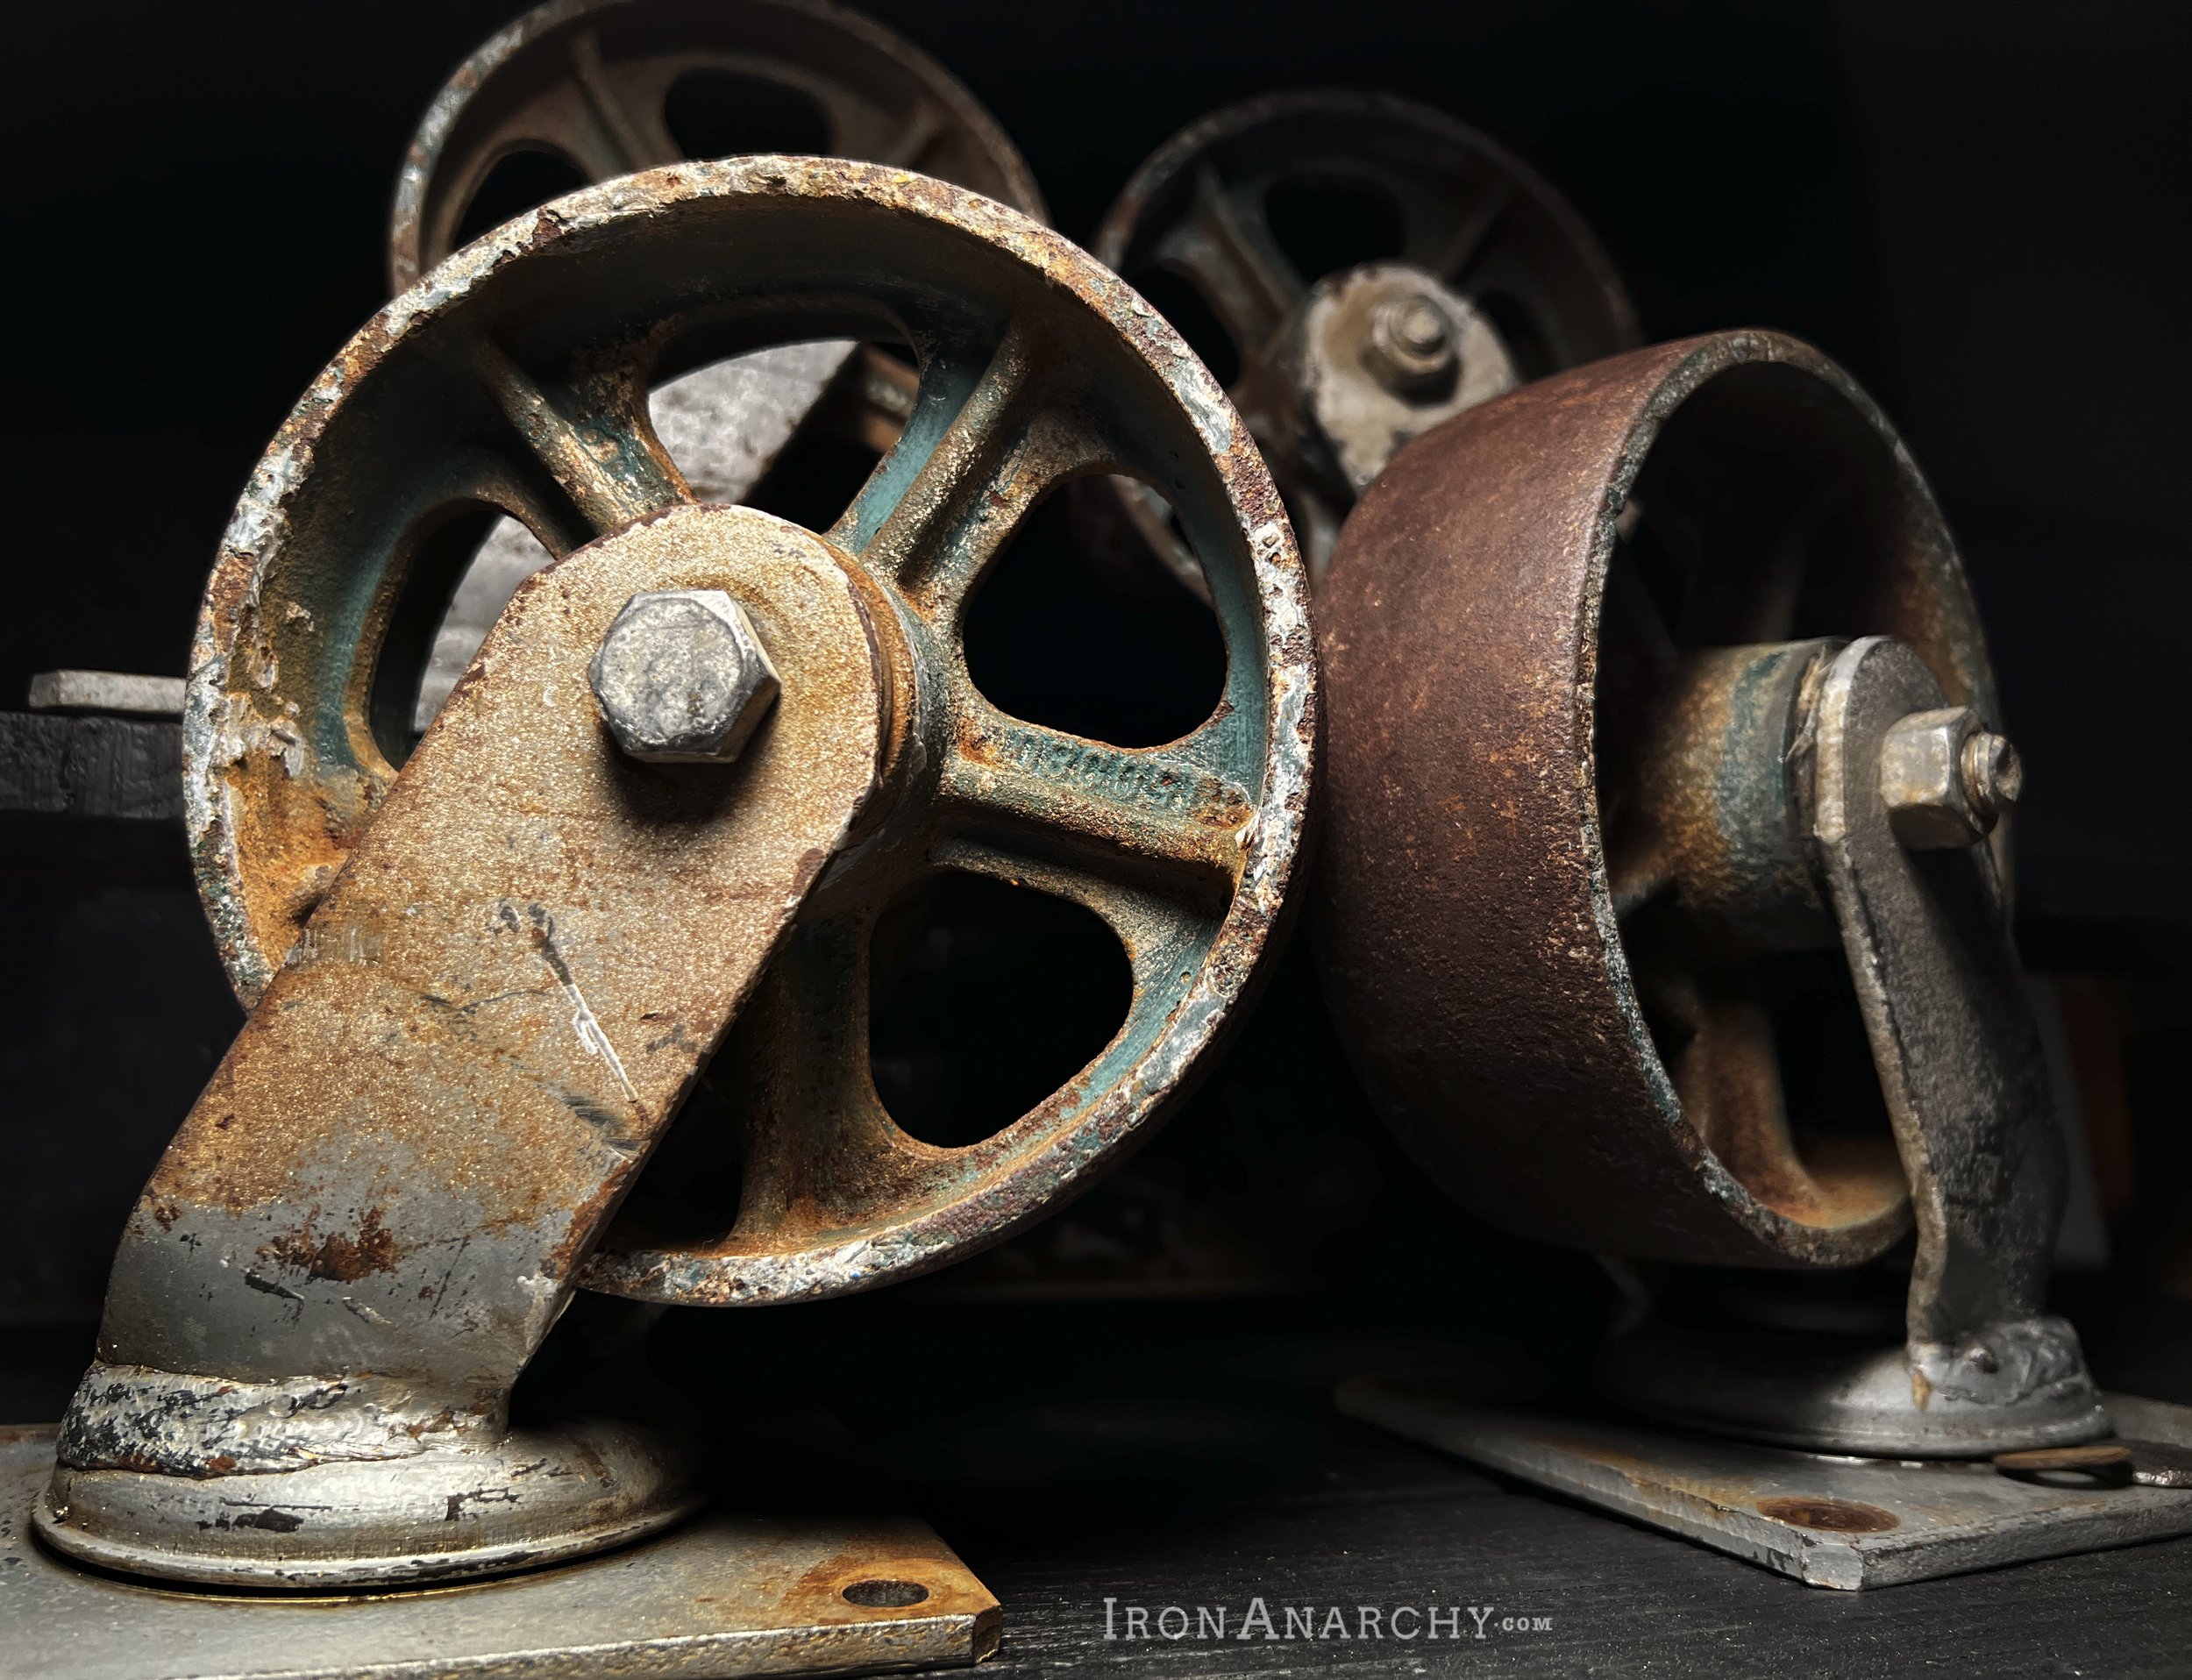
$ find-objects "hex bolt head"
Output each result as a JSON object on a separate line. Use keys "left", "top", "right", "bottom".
{"left": 1363, "top": 292, "right": 1459, "bottom": 398}
{"left": 589, "top": 588, "right": 781, "bottom": 765}
{"left": 1878, "top": 706, "right": 2019, "bottom": 850}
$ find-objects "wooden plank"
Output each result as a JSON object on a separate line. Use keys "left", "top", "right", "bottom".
{"left": 932, "top": 1420, "right": 2192, "bottom": 1677}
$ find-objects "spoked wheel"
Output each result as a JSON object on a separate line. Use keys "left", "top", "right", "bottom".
{"left": 188, "top": 159, "right": 1311, "bottom": 1300}
{"left": 391, "top": 0, "right": 1045, "bottom": 737}
{"left": 50, "top": 160, "right": 1310, "bottom": 1589}
{"left": 1093, "top": 90, "right": 1637, "bottom": 585}
{"left": 391, "top": 0, "right": 1042, "bottom": 288}
{"left": 1316, "top": 331, "right": 2003, "bottom": 1271}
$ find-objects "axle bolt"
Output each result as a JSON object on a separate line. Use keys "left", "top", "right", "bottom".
{"left": 1879, "top": 706, "right": 2021, "bottom": 850}
{"left": 1961, "top": 730, "right": 2024, "bottom": 825}
{"left": 1364, "top": 293, "right": 1459, "bottom": 398}
{"left": 590, "top": 588, "right": 780, "bottom": 765}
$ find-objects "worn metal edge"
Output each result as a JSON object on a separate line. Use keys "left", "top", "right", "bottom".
{"left": 1575, "top": 328, "right": 1989, "bottom": 1267}
{"left": 1337, "top": 1378, "right": 2192, "bottom": 1591}
{"left": 3, "top": 1422, "right": 1003, "bottom": 1680}
{"left": 388, "top": 0, "right": 1047, "bottom": 291}
{"left": 1089, "top": 86, "right": 1639, "bottom": 351}
{"left": 189, "top": 156, "right": 1316, "bottom": 1308}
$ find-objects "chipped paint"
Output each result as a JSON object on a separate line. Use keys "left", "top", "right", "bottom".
{"left": 181, "top": 160, "right": 1313, "bottom": 1321}
{"left": 386, "top": 0, "right": 1046, "bottom": 291}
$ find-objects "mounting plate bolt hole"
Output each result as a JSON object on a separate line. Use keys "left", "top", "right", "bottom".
{"left": 842, "top": 1577, "right": 930, "bottom": 1608}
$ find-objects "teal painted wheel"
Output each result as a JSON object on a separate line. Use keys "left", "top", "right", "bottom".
{"left": 185, "top": 160, "right": 1315, "bottom": 1305}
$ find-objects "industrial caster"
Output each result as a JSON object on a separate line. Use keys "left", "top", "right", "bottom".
{"left": 390, "top": 0, "right": 1042, "bottom": 288}
{"left": 23, "top": 158, "right": 1312, "bottom": 1671}
{"left": 1318, "top": 330, "right": 2192, "bottom": 1584}
{"left": 1093, "top": 89, "right": 1636, "bottom": 585}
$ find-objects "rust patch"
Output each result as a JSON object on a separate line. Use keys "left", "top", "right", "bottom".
{"left": 1313, "top": 330, "right": 1983, "bottom": 1268}
{"left": 261, "top": 1207, "right": 400, "bottom": 1283}
{"left": 174, "top": 158, "right": 1309, "bottom": 1328}
{"left": 1994, "top": 1443, "right": 2132, "bottom": 1476}
{"left": 1754, "top": 1496, "right": 1899, "bottom": 1534}
{"left": 773, "top": 1525, "right": 991, "bottom": 1627}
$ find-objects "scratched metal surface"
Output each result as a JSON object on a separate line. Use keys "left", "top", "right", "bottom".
{"left": 1340, "top": 1378, "right": 2192, "bottom": 1589}
{"left": 4, "top": 1424, "right": 1000, "bottom": 1680}
{"left": 181, "top": 160, "right": 1314, "bottom": 1306}
{"left": 44, "top": 504, "right": 893, "bottom": 1584}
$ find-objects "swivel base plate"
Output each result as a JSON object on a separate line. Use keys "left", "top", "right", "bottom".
{"left": 4, "top": 1424, "right": 1000, "bottom": 1680}
{"left": 1340, "top": 1378, "right": 2192, "bottom": 1590}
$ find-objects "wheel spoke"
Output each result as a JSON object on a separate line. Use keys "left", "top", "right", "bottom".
{"left": 1426, "top": 183, "right": 1516, "bottom": 288}
{"left": 1604, "top": 520, "right": 1683, "bottom": 680}
{"left": 1595, "top": 520, "right": 1683, "bottom": 882}
{"left": 465, "top": 336, "right": 691, "bottom": 536}
{"left": 1661, "top": 984, "right": 1804, "bottom": 1192}
{"left": 879, "top": 101, "right": 948, "bottom": 172}
{"left": 649, "top": 341, "right": 860, "bottom": 502}
{"left": 935, "top": 836, "right": 1222, "bottom": 1025}
{"left": 1606, "top": 844, "right": 1672, "bottom": 922}
{"left": 566, "top": 28, "right": 682, "bottom": 178}
{"left": 729, "top": 915, "right": 936, "bottom": 1240}
{"left": 837, "top": 344, "right": 921, "bottom": 452}
{"left": 594, "top": 854, "right": 1218, "bottom": 1280}
{"left": 830, "top": 325, "right": 1107, "bottom": 611}
{"left": 938, "top": 706, "right": 1255, "bottom": 901}
{"left": 1720, "top": 486, "right": 1843, "bottom": 645}
{"left": 1151, "top": 167, "right": 1304, "bottom": 358}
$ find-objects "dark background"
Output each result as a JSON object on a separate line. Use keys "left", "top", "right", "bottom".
{"left": 3, "top": 0, "right": 2189, "bottom": 1580}
{"left": 4, "top": 4, "right": 2192, "bottom": 1667}
{"left": 5, "top": 1, "right": 2185, "bottom": 922}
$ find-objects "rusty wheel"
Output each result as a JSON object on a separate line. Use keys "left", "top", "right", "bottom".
{"left": 1317, "top": 331, "right": 2005, "bottom": 1271}
{"left": 185, "top": 159, "right": 1313, "bottom": 1308}
{"left": 390, "top": 0, "right": 1042, "bottom": 288}
{"left": 391, "top": 0, "right": 1045, "bottom": 737}
{"left": 1093, "top": 90, "right": 1636, "bottom": 585}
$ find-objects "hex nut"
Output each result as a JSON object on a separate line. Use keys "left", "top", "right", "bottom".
{"left": 1962, "top": 729, "right": 2025, "bottom": 824}
{"left": 1878, "top": 706, "right": 2019, "bottom": 850}
{"left": 589, "top": 589, "right": 781, "bottom": 765}
{"left": 1363, "top": 291, "right": 1460, "bottom": 398}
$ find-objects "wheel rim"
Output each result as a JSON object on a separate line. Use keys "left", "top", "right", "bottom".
{"left": 1094, "top": 89, "right": 1638, "bottom": 586}
{"left": 390, "top": 0, "right": 1043, "bottom": 290}
{"left": 1315, "top": 331, "right": 1996, "bottom": 1267}
{"left": 187, "top": 159, "right": 1314, "bottom": 1302}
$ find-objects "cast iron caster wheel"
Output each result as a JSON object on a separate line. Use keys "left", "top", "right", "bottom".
{"left": 1092, "top": 89, "right": 1636, "bottom": 587}
{"left": 1316, "top": 331, "right": 2001, "bottom": 1271}
{"left": 391, "top": 0, "right": 1042, "bottom": 288}
{"left": 49, "top": 160, "right": 1312, "bottom": 1589}
{"left": 392, "top": 0, "right": 1046, "bottom": 735}
{"left": 190, "top": 158, "right": 1313, "bottom": 1300}
{"left": 1315, "top": 331, "right": 2098, "bottom": 1455}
